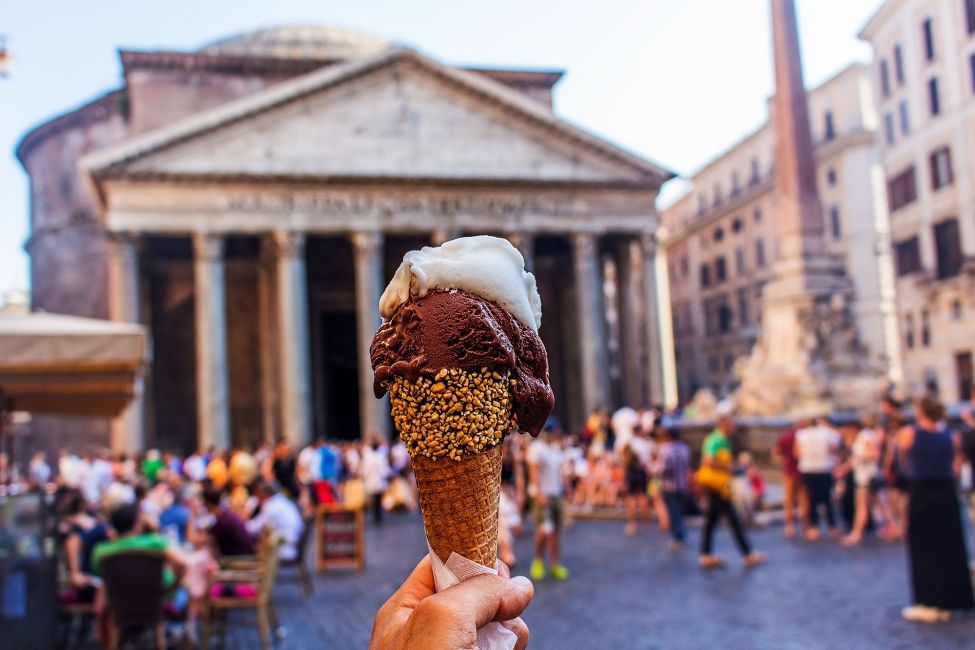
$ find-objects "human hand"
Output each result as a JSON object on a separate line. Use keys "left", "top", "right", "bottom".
{"left": 370, "top": 556, "right": 533, "bottom": 650}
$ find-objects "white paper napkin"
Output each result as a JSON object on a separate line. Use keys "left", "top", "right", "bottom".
{"left": 427, "top": 543, "right": 519, "bottom": 650}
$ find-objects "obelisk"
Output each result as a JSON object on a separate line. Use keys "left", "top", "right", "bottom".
{"left": 736, "top": 0, "right": 881, "bottom": 416}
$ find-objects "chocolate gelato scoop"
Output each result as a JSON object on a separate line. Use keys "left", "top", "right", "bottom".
{"left": 371, "top": 288, "right": 554, "bottom": 437}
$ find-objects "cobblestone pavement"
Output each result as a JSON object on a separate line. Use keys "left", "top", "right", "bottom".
{"left": 224, "top": 512, "right": 975, "bottom": 649}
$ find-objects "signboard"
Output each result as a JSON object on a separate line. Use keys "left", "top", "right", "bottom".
{"left": 315, "top": 505, "right": 364, "bottom": 572}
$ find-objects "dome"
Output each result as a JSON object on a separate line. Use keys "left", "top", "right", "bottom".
{"left": 200, "top": 25, "right": 390, "bottom": 60}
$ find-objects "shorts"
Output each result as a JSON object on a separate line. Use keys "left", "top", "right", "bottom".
{"left": 533, "top": 495, "right": 564, "bottom": 530}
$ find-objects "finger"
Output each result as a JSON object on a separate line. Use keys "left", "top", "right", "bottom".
{"left": 501, "top": 616, "right": 530, "bottom": 650}
{"left": 391, "top": 556, "right": 437, "bottom": 606}
{"left": 497, "top": 560, "right": 511, "bottom": 579}
{"left": 426, "top": 573, "right": 534, "bottom": 629}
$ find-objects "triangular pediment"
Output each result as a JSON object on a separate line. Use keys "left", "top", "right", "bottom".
{"left": 85, "top": 49, "right": 672, "bottom": 187}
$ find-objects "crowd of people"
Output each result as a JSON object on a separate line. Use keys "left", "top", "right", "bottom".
{"left": 2, "top": 388, "right": 974, "bottom": 643}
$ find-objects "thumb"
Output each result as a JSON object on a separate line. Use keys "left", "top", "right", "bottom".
{"left": 429, "top": 573, "right": 534, "bottom": 629}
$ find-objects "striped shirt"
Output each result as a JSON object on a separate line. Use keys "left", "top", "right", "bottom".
{"left": 659, "top": 440, "right": 691, "bottom": 493}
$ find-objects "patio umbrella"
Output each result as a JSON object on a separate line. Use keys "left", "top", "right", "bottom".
{"left": 0, "top": 310, "right": 148, "bottom": 417}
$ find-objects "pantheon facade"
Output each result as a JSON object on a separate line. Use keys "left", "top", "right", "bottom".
{"left": 18, "top": 27, "right": 676, "bottom": 454}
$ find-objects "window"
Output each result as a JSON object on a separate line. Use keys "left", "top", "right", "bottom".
{"left": 934, "top": 218, "right": 963, "bottom": 279}
{"left": 952, "top": 299, "right": 963, "bottom": 320}
{"left": 714, "top": 227, "right": 724, "bottom": 242}
{"left": 753, "top": 207, "right": 762, "bottom": 223}
{"left": 894, "top": 44, "right": 905, "bottom": 84}
{"left": 922, "top": 18, "right": 935, "bottom": 61}
{"left": 928, "top": 77, "right": 941, "bottom": 116}
{"left": 894, "top": 237, "right": 922, "bottom": 276}
{"left": 735, "top": 246, "right": 745, "bottom": 274}
{"left": 756, "top": 239, "right": 766, "bottom": 267}
{"left": 715, "top": 257, "right": 727, "bottom": 283}
{"left": 697, "top": 195, "right": 707, "bottom": 216}
{"left": 929, "top": 146, "right": 953, "bottom": 189}
{"left": 957, "top": 352, "right": 974, "bottom": 402}
{"left": 732, "top": 217, "right": 743, "bottom": 233}
{"left": 905, "top": 314, "right": 915, "bottom": 350}
{"left": 827, "top": 167, "right": 837, "bottom": 186}
{"left": 898, "top": 100, "right": 910, "bottom": 135}
{"left": 824, "top": 111, "right": 835, "bottom": 141}
{"left": 750, "top": 158, "right": 760, "bottom": 185}
{"left": 713, "top": 183, "right": 723, "bottom": 207}
{"left": 967, "top": 0, "right": 975, "bottom": 35}
{"left": 887, "top": 166, "right": 917, "bottom": 211}
{"left": 884, "top": 112, "right": 895, "bottom": 145}
{"left": 921, "top": 310, "right": 931, "bottom": 347}
{"left": 718, "top": 303, "right": 733, "bottom": 334}
{"left": 731, "top": 172, "right": 740, "bottom": 196}
{"left": 830, "top": 205, "right": 841, "bottom": 239}
{"left": 724, "top": 354, "right": 734, "bottom": 373}
{"left": 880, "top": 59, "right": 891, "bottom": 98}
{"left": 737, "top": 288, "right": 749, "bottom": 326}
{"left": 700, "top": 264, "right": 711, "bottom": 288}
{"left": 680, "top": 255, "right": 689, "bottom": 278}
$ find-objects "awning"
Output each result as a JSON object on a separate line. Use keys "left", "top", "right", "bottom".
{"left": 0, "top": 310, "right": 148, "bottom": 417}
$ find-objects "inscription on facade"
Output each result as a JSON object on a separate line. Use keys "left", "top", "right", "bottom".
{"left": 226, "top": 193, "right": 577, "bottom": 218}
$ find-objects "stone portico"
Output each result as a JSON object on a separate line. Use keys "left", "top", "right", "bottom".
{"left": 58, "top": 36, "right": 675, "bottom": 452}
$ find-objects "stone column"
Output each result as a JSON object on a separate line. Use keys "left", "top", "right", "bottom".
{"left": 506, "top": 232, "right": 535, "bottom": 273}
{"left": 615, "top": 238, "right": 644, "bottom": 407}
{"left": 272, "top": 231, "right": 313, "bottom": 447}
{"left": 106, "top": 232, "right": 145, "bottom": 454}
{"left": 193, "top": 232, "right": 231, "bottom": 451}
{"left": 641, "top": 233, "right": 678, "bottom": 408}
{"left": 352, "top": 231, "right": 390, "bottom": 440}
{"left": 571, "top": 232, "right": 610, "bottom": 415}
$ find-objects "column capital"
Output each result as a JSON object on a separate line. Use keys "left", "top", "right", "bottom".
{"left": 571, "top": 231, "right": 599, "bottom": 259}
{"left": 431, "top": 227, "right": 461, "bottom": 246}
{"left": 640, "top": 231, "right": 660, "bottom": 256}
{"left": 193, "top": 232, "right": 225, "bottom": 262}
{"left": 350, "top": 230, "right": 384, "bottom": 254}
{"left": 269, "top": 230, "right": 306, "bottom": 259}
{"left": 105, "top": 231, "right": 141, "bottom": 256}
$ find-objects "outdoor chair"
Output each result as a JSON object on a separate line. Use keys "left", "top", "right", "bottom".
{"left": 278, "top": 516, "right": 314, "bottom": 597}
{"left": 100, "top": 550, "right": 167, "bottom": 650}
{"left": 203, "top": 533, "right": 282, "bottom": 650}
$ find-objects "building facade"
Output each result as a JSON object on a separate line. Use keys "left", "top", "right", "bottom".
{"left": 860, "top": 0, "right": 975, "bottom": 403}
{"left": 18, "top": 27, "right": 676, "bottom": 454}
{"left": 662, "top": 64, "right": 901, "bottom": 402}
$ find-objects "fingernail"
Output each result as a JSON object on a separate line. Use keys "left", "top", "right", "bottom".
{"left": 510, "top": 575, "right": 532, "bottom": 589}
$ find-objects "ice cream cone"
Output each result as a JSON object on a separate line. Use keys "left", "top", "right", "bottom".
{"left": 411, "top": 445, "right": 502, "bottom": 566}
{"left": 387, "top": 368, "right": 513, "bottom": 566}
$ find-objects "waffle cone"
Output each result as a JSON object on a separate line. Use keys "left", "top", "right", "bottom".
{"left": 411, "top": 444, "right": 502, "bottom": 567}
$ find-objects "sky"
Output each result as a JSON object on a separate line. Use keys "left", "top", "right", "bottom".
{"left": 0, "top": 0, "right": 885, "bottom": 298}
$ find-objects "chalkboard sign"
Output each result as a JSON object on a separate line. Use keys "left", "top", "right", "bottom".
{"left": 316, "top": 505, "right": 365, "bottom": 571}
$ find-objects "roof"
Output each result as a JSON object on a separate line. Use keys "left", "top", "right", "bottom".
{"left": 199, "top": 25, "right": 391, "bottom": 60}
{"left": 82, "top": 47, "right": 675, "bottom": 190}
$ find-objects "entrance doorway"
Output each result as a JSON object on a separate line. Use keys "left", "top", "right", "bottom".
{"left": 318, "top": 312, "right": 361, "bottom": 440}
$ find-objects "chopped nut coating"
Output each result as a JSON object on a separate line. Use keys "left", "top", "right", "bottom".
{"left": 387, "top": 368, "right": 516, "bottom": 461}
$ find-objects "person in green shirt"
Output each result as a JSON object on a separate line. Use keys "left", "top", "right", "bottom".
{"left": 92, "top": 504, "right": 186, "bottom": 591}
{"left": 141, "top": 449, "right": 165, "bottom": 483}
{"left": 697, "top": 416, "right": 766, "bottom": 569}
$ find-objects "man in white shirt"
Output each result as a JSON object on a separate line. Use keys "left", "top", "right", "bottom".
{"left": 527, "top": 421, "right": 569, "bottom": 581}
{"left": 611, "top": 406, "right": 641, "bottom": 456}
{"left": 246, "top": 482, "right": 305, "bottom": 562}
{"left": 297, "top": 440, "right": 323, "bottom": 487}
{"left": 795, "top": 416, "right": 841, "bottom": 541}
